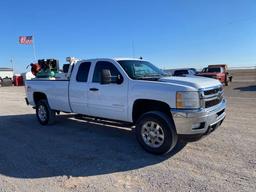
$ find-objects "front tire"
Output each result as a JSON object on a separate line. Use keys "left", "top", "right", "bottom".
{"left": 135, "top": 111, "right": 177, "bottom": 155}
{"left": 36, "top": 99, "right": 56, "bottom": 125}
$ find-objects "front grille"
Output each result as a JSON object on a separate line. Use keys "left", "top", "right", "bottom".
{"left": 202, "top": 86, "right": 224, "bottom": 108}
{"left": 204, "top": 87, "right": 221, "bottom": 95}
{"left": 205, "top": 97, "right": 222, "bottom": 108}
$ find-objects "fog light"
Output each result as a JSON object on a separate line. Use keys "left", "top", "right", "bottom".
{"left": 192, "top": 123, "right": 201, "bottom": 129}
{"left": 192, "top": 122, "right": 205, "bottom": 130}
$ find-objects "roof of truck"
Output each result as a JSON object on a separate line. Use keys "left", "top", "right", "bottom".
{"left": 79, "top": 58, "right": 144, "bottom": 62}
{"left": 114, "top": 58, "right": 144, "bottom": 61}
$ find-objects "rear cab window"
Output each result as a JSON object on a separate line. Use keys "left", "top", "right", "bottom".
{"left": 76, "top": 62, "right": 91, "bottom": 82}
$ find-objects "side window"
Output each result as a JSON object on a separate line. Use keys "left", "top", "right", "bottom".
{"left": 93, "top": 61, "right": 121, "bottom": 83}
{"left": 76, "top": 62, "right": 91, "bottom": 82}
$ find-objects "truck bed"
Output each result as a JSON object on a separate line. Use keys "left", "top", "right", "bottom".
{"left": 26, "top": 79, "right": 71, "bottom": 112}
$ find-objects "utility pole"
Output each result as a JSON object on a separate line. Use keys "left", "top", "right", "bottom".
{"left": 10, "top": 58, "right": 14, "bottom": 71}
{"left": 32, "top": 34, "right": 37, "bottom": 61}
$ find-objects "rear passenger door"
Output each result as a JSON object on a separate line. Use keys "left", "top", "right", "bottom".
{"left": 69, "top": 61, "right": 91, "bottom": 114}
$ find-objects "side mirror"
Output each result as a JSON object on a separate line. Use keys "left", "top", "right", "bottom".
{"left": 116, "top": 74, "right": 123, "bottom": 84}
{"left": 101, "top": 69, "right": 112, "bottom": 84}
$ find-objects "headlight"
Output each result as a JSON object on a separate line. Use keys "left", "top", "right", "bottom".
{"left": 176, "top": 91, "right": 200, "bottom": 109}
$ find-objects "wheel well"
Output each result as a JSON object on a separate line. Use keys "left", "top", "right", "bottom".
{"left": 33, "top": 92, "right": 47, "bottom": 105}
{"left": 132, "top": 99, "right": 172, "bottom": 123}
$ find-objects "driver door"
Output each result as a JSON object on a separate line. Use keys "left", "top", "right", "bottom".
{"left": 87, "top": 61, "right": 128, "bottom": 121}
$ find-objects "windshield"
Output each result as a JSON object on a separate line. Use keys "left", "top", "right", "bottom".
{"left": 208, "top": 67, "right": 221, "bottom": 73}
{"left": 117, "top": 60, "right": 165, "bottom": 79}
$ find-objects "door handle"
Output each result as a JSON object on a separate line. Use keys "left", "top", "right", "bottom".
{"left": 89, "top": 88, "right": 99, "bottom": 91}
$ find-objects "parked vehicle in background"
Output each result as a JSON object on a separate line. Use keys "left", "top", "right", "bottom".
{"left": 25, "top": 57, "right": 226, "bottom": 155}
{"left": 172, "top": 68, "right": 197, "bottom": 77}
{"left": 197, "top": 64, "right": 232, "bottom": 86}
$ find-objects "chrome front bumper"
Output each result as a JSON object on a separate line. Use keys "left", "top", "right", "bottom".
{"left": 171, "top": 99, "right": 226, "bottom": 135}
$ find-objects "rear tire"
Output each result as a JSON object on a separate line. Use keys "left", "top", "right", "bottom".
{"left": 135, "top": 111, "right": 177, "bottom": 155}
{"left": 36, "top": 99, "right": 56, "bottom": 125}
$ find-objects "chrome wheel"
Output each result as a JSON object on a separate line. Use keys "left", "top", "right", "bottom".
{"left": 38, "top": 105, "right": 47, "bottom": 122}
{"left": 141, "top": 121, "right": 165, "bottom": 148}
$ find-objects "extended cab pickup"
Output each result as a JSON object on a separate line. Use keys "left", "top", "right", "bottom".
{"left": 25, "top": 58, "right": 226, "bottom": 154}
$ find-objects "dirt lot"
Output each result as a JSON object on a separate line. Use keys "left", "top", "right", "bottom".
{"left": 0, "top": 71, "right": 255, "bottom": 192}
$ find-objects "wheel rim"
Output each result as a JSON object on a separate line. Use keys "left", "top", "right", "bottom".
{"left": 141, "top": 121, "right": 165, "bottom": 148}
{"left": 38, "top": 105, "right": 47, "bottom": 122}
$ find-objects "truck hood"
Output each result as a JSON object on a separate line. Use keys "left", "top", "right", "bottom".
{"left": 159, "top": 76, "right": 221, "bottom": 89}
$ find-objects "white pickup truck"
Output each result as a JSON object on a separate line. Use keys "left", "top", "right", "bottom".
{"left": 25, "top": 58, "right": 226, "bottom": 154}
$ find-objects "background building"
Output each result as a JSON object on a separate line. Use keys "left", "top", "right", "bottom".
{"left": 0, "top": 68, "right": 14, "bottom": 79}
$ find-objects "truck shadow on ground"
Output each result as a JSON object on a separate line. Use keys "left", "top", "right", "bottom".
{"left": 234, "top": 85, "right": 256, "bottom": 92}
{"left": 0, "top": 114, "right": 186, "bottom": 179}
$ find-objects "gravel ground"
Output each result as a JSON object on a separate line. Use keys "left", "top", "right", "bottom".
{"left": 0, "top": 76, "right": 255, "bottom": 192}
